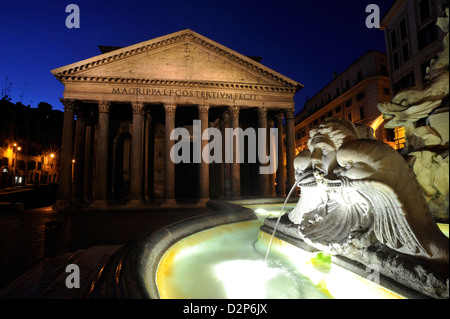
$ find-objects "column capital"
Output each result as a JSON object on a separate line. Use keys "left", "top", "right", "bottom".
{"left": 132, "top": 101, "right": 145, "bottom": 114}
{"left": 198, "top": 104, "right": 209, "bottom": 116}
{"left": 98, "top": 101, "right": 111, "bottom": 113}
{"left": 60, "top": 98, "right": 77, "bottom": 112}
{"left": 164, "top": 103, "right": 177, "bottom": 115}
{"left": 285, "top": 109, "right": 295, "bottom": 120}
{"left": 257, "top": 106, "right": 267, "bottom": 112}
{"left": 229, "top": 106, "right": 240, "bottom": 119}
{"left": 257, "top": 107, "right": 267, "bottom": 120}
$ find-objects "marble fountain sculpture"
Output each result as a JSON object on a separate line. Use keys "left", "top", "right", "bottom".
{"left": 282, "top": 117, "right": 448, "bottom": 298}
{"left": 378, "top": 4, "right": 449, "bottom": 222}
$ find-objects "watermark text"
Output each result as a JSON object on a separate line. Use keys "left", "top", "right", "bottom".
{"left": 365, "top": 4, "right": 380, "bottom": 29}
{"left": 65, "top": 4, "right": 80, "bottom": 29}
{"left": 170, "top": 120, "right": 278, "bottom": 175}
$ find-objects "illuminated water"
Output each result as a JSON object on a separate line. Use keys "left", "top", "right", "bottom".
{"left": 155, "top": 220, "right": 404, "bottom": 299}
{"left": 437, "top": 223, "right": 449, "bottom": 238}
{"left": 264, "top": 180, "right": 300, "bottom": 262}
{"left": 243, "top": 203, "right": 297, "bottom": 220}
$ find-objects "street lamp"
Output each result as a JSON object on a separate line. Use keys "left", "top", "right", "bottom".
{"left": 72, "top": 159, "right": 75, "bottom": 182}
{"left": 13, "top": 143, "right": 21, "bottom": 173}
{"left": 47, "top": 153, "right": 55, "bottom": 183}
{"left": 13, "top": 143, "right": 21, "bottom": 185}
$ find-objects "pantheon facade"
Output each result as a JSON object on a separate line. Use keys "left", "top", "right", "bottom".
{"left": 51, "top": 29, "right": 302, "bottom": 208}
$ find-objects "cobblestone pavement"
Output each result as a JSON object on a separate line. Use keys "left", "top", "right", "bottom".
{"left": 0, "top": 205, "right": 213, "bottom": 289}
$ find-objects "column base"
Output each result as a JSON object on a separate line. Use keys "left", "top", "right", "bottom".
{"left": 71, "top": 198, "right": 85, "bottom": 206}
{"left": 161, "top": 198, "right": 177, "bottom": 207}
{"left": 260, "top": 192, "right": 271, "bottom": 198}
{"left": 90, "top": 200, "right": 108, "bottom": 208}
{"left": 53, "top": 200, "right": 72, "bottom": 211}
{"left": 127, "top": 199, "right": 144, "bottom": 207}
{"left": 197, "top": 197, "right": 210, "bottom": 205}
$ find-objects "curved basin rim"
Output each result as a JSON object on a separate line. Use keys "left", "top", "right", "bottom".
{"left": 123, "top": 208, "right": 258, "bottom": 299}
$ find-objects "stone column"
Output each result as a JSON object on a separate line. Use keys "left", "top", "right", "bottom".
{"left": 268, "top": 118, "right": 276, "bottom": 197}
{"left": 163, "top": 104, "right": 177, "bottom": 206}
{"left": 55, "top": 98, "right": 76, "bottom": 209}
{"left": 285, "top": 109, "right": 296, "bottom": 192}
{"left": 72, "top": 104, "right": 87, "bottom": 204}
{"left": 198, "top": 105, "right": 210, "bottom": 204}
{"left": 222, "top": 110, "right": 231, "bottom": 198}
{"left": 257, "top": 107, "right": 270, "bottom": 198}
{"left": 144, "top": 111, "right": 152, "bottom": 202}
{"left": 84, "top": 109, "right": 95, "bottom": 202}
{"left": 275, "top": 113, "right": 286, "bottom": 196}
{"left": 92, "top": 101, "right": 111, "bottom": 207}
{"left": 229, "top": 106, "right": 240, "bottom": 198}
{"left": 129, "top": 102, "right": 144, "bottom": 205}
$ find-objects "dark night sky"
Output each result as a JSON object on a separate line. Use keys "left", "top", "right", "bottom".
{"left": 0, "top": 0, "right": 395, "bottom": 113}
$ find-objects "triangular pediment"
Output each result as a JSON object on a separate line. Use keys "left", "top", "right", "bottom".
{"left": 51, "top": 29, "right": 302, "bottom": 90}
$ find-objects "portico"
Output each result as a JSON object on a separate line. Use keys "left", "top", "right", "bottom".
{"left": 51, "top": 29, "right": 302, "bottom": 208}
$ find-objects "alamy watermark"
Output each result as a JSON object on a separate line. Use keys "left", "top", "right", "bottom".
{"left": 365, "top": 264, "right": 380, "bottom": 285}
{"left": 170, "top": 120, "right": 278, "bottom": 175}
{"left": 65, "top": 4, "right": 80, "bottom": 29}
{"left": 365, "top": 4, "right": 380, "bottom": 29}
{"left": 66, "top": 4, "right": 381, "bottom": 30}
{"left": 65, "top": 264, "right": 80, "bottom": 289}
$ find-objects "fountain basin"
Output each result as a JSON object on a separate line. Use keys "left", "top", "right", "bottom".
{"left": 156, "top": 219, "right": 404, "bottom": 299}
{"left": 92, "top": 199, "right": 444, "bottom": 299}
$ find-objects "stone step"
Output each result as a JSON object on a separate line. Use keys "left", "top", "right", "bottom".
{"left": 0, "top": 245, "right": 122, "bottom": 299}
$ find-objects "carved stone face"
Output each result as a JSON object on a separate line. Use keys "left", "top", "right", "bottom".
{"left": 309, "top": 136, "right": 339, "bottom": 182}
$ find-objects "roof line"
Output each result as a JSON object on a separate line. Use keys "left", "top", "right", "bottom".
{"left": 303, "top": 50, "right": 386, "bottom": 104}
{"left": 51, "top": 29, "right": 303, "bottom": 89}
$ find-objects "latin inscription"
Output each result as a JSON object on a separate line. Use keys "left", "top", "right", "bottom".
{"left": 112, "top": 87, "right": 257, "bottom": 100}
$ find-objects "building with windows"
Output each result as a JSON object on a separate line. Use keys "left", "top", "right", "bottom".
{"left": 381, "top": 0, "right": 447, "bottom": 94}
{"left": 294, "top": 51, "right": 395, "bottom": 154}
{"left": 0, "top": 99, "right": 63, "bottom": 188}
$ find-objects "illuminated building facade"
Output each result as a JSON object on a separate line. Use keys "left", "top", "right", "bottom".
{"left": 0, "top": 99, "right": 62, "bottom": 187}
{"left": 294, "top": 51, "right": 395, "bottom": 154}
{"left": 51, "top": 29, "right": 303, "bottom": 208}
{"left": 381, "top": 0, "right": 448, "bottom": 94}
